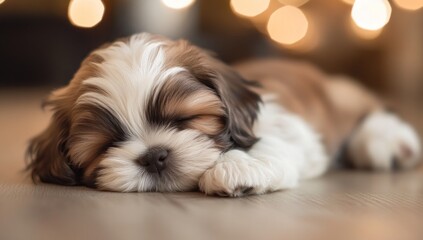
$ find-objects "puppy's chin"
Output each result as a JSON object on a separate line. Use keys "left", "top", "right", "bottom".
{"left": 94, "top": 128, "right": 221, "bottom": 192}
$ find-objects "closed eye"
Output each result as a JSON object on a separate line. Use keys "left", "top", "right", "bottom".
{"left": 175, "top": 115, "right": 201, "bottom": 124}
{"left": 175, "top": 114, "right": 225, "bottom": 135}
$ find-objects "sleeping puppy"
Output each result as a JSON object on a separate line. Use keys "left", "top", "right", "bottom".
{"left": 26, "top": 33, "right": 421, "bottom": 196}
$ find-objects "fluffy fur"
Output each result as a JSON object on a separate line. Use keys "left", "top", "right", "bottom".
{"left": 27, "top": 33, "right": 422, "bottom": 196}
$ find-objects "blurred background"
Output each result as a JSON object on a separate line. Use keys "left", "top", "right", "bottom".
{"left": 0, "top": 0, "right": 422, "bottom": 116}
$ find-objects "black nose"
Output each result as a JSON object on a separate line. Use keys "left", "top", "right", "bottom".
{"left": 137, "top": 147, "right": 169, "bottom": 174}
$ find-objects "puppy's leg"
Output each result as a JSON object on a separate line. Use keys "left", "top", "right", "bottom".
{"left": 326, "top": 77, "right": 421, "bottom": 170}
{"left": 347, "top": 111, "right": 421, "bottom": 170}
{"left": 199, "top": 102, "right": 329, "bottom": 197}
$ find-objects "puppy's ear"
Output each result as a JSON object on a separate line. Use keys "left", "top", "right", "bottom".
{"left": 195, "top": 59, "right": 261, "bottom": 149}
{"left": 26, "top": 90, "right": 79, "bottom": 185}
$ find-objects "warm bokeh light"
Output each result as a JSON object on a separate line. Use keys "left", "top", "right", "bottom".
{"left": 267, "top": 6, "right": 309, "bottom": 45}
{"left": 161, "top": 0, "right": 195, "bottom": 10}
{"left": 68, "top": 0, "right": 105, "bottom": 28}
{"left": 393, "top": 0, "right": 423, "bottom": 11}
{"left": 230, "top": 0, "right": 270, "bottom": 17}
{"left": 342, "top": 0, "right": 355, "bottom": 5}
{"left": 0, "top": 0, "right": 5, "bottom": 5}
{"left": 278, "top": 0, "right": 309, "bottom": 7}
{"left": 351, "top": 0, "right": 391, "bottom": 31}
{"left": 350, "top": 19, "right": 382, "bottom": 40}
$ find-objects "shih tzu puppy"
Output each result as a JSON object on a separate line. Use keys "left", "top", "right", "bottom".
{"left": 27, "top": 33, "right": 421, "bottom": 196}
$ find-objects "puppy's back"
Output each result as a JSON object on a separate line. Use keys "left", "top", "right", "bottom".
{"left": 234, "top": 59, "right": 381, "bottom": 157}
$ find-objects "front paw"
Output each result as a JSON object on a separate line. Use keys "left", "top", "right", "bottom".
{"left": 198, "top": 150, "right": 267, "bottom": 197}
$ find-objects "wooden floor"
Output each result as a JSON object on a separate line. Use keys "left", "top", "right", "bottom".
{"left": 1, "top": 89, "right": 422, "bottom": 240}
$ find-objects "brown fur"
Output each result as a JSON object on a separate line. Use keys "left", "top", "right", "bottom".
{"left": 26, "top": 46, "right": 110, "bottom": 185}
{"left": 165, "top": 40, "right": 262, "bottom": 149}
{"left": 234, "top": 59, "right": 382, "bottom": 156}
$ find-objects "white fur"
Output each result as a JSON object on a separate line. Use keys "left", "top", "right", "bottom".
{"left": 199, "top": 96, "right": 330, "bottom": 196}
{"left": 77, "top": 34, "right": 185, "bottom": 137}
{"left": 98, "top": 128, "right": 220, "bottom": 192}
{"left": 348, "top": 111, "right": 421, "bottom": 170}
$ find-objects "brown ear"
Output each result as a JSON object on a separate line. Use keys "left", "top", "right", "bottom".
{"left": 194, "top": 59, "right": 262, "bottom": 149}
{"left": 26, "top": 91, "right": 80, "bottom": 185}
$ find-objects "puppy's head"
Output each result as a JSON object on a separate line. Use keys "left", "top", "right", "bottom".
{"left": 26, "top": 33, "right": 261, "bottom": 192}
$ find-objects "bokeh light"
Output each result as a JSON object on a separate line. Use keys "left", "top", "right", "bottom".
{"left": 342, "top": 0, "right": 355, "bottom": 5}
{"left": 0, "top": 0, "right": 5, "bottom": 5}
{"left": 350, "top": 19, "right": 383, "bottom": 40}
{"left": 161, "top": 0, "right": 195, "bottom": 10}
{"left": 351, "top": 0, "right": 391, "bottom": 31}
{"left": 68, "top": 0, "right": 105, "bottom": 28}
{"left": 267, "top": 6, "right": 309, "bottom": 45}
{"left": 393, "top": 0, "right": 423, "bottom": 11}
{"left": 230, "top": 0, "right": 270, "bottom": 17}
{"left": 278, "top": 0, "right": 310, "bottom": 7}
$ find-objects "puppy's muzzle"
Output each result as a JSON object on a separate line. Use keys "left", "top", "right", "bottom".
{"left": 137, "top": 147, "right": 169, "bottom": 174}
